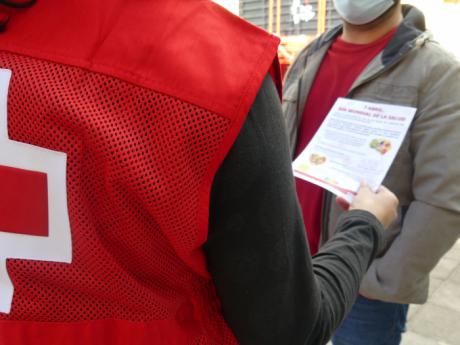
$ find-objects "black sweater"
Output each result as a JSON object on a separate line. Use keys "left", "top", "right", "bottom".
{"left": 206, "top": 75, "right": 384, "bottom": 345}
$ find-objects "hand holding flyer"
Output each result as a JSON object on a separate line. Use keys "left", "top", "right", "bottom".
{"left": 293, "top": 98, "right": 417, "bottom": 202}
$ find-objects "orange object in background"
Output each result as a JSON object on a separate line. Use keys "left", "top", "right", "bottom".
{"left": 279, "top": 35, "right": 313, "bottom": 78}
{"left": 237, "top": 0, "right": 337, "bottom": 79}
{"left": 216, "top": 0, "right": 344, "bottom": 78}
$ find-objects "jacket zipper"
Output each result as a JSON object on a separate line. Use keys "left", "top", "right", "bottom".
{"left": 320, "top": 191, "right": 332, "bottom": 246}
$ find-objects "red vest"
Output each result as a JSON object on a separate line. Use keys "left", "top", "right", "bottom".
{"left": 0, "top": 1, "right": 279, "bottom": 344}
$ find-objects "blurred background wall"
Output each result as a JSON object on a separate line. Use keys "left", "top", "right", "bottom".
{"left": 213, "top": 0, "right": 460, "bottom": 74}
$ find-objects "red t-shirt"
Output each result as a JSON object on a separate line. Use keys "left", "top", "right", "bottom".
{"left": 295, "top": 28, "right": 397, "bottom": 255}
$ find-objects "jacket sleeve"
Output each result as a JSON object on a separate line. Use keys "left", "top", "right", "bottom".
{"left": 360, "top": 44, "right": 460, "bottom": 303}
{"left": 281, "top": 43, "right": 311, "bottom": 157}
{"left": 206, "top": 75, "right": 385, "bottom": 345}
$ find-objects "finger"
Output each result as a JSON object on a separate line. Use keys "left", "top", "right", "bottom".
{"left": 360, "top": 180, "right": 369, "bottom": 188}
{"left": 377, "top": 185, "right": 389, "bottom": 193}
{"left": 378, "top": 186, "right": 398, "bottom": 201}
{"left": 356, "top": 181, "right": 372, "bottom": 195}
{"left": 358, "top": 180, "right": 372, "bottom": 193}
{"left": 336, "top": 197, "right": 350, "bottom": 211}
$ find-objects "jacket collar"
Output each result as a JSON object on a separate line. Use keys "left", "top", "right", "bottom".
{"left": 307, "top": 4, "right": 428, "bottom": 67}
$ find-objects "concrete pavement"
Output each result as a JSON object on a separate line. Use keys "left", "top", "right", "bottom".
{"left": 326, "top": 239, "right": 460, "bottom": 345}
{"left": 402, "top": 239, "right": 460, "bottom": 345}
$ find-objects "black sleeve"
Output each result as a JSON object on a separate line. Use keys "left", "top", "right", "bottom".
{"left": 205, "top": 75, "right": 384, "bottom": 345}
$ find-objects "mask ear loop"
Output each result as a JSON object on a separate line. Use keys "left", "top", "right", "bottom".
{"left": 0, "top": 0, "right": 36, "bottom": 8}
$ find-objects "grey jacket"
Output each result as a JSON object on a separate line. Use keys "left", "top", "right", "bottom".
{"left": 282, "top": 5, "right": 460, "bottom": 304}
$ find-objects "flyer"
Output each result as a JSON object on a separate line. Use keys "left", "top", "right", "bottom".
{"left": 293, "top": 97, "right": 417, "bottom": 202}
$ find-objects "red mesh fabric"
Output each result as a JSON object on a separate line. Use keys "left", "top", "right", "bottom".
{"left": 0, "top": 50, "right": 232, "bottom": 341}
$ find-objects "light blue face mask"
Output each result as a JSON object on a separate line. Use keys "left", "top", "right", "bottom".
{"left": 333, "top": 0, "right": 395, "bottom": 25}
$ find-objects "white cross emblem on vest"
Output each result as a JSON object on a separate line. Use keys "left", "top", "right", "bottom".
{"left": 0, "top": 69, "right": 72, "bottom": 314}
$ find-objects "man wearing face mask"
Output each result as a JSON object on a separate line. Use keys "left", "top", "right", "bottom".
{"left": 283, "top": 1, "right": 460, "bottom": 344}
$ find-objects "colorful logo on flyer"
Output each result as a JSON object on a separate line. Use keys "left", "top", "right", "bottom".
{"left": 309, "top": 153, "right": 327, "bottom": 165}
{"left": 370, "top": 138, "right": 392, "bottom": 155}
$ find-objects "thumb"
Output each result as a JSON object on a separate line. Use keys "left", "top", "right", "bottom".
{"left": 360, "top": 180, "right": 370, "bottom": 189}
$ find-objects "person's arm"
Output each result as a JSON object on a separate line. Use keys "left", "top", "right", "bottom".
{"left": 206, "top": 75, "right": 387, "bottom": 345}
{"left": 360, "top": 46, "right": 460, "bottom": 303}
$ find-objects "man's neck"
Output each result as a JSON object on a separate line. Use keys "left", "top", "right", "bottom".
{"left": 341, "top": 5, "right": 403, "bottom": 44}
